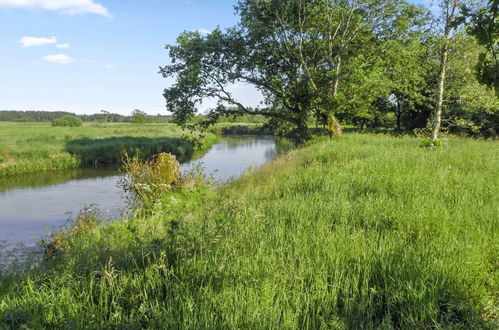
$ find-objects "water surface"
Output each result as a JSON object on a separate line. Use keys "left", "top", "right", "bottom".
{"left": 0, "top": 136, "right": 282, "bottom": 249}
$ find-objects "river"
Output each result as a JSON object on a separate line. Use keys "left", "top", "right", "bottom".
{"left": 0, "top": 135, "right": 284, "bottom": 251}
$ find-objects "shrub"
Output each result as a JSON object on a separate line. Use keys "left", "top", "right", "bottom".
{"left": 52, "top": 115, "right": 83, "bottom": 127}
{"left": 420, "top": 137, "right": 447, "bottom": 149}
{"left": 121, "top": 153, "right": 181, "bottom": 208}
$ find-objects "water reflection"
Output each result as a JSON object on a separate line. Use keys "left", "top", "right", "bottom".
{"left": 0, "top": 167, "right": 119, "bottom": 193}
{"left": 181, "top": 136, "right": 280, "bottom": 181}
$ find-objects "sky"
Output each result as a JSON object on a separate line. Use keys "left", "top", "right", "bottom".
{"left": 0, "top": 0, "right": 435, "bottom": 115}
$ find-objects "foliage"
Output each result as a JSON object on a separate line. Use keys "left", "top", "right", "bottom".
{"left": 130, "top": 109, "right": 149, "bottom": 124}
{"left": 419, "top": 137, "right": 447, "bottom": 148}
{"left": 0, "top": 134, "right": 497, "bottom": 328}
{"left": 51, "top": 115, "right": 83, "bottom": 128}
{"left": 161, "top": 0, "right": 427, "bottom": 142}
{"left": 217, "top": 124, "right": 271, "bottom": 135}
{"left": 443, "top": 32, "right": 499, "bottom": 137}
{"left": 461, "top": 0, "right": 499, "bottom": 95}
{"left": 0, "top": 111, "right": 77, "bottom": 122}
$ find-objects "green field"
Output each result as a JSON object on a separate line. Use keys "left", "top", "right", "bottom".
{"left": 0, "top": 122, "right": 217, "bottom": 176}
{"left": 1, "top": 133, "right": 497, "bottom": 328}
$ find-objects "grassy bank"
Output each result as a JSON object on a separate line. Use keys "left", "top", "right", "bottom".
{"left": 1, "top": 134, "right": 497, "bottom": 328}
{"left": 0, "top": 122, "right": 217, "bottom": 176}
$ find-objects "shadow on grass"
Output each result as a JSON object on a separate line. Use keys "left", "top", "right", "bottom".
{"left": 66, "top": 136, "right": 195, "bottom": 167}
{"left": 309, "top": 127, "right": 415, "bottom": 137}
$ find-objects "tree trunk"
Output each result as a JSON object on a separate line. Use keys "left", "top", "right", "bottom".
{"left": 326, "top": 114, "right": 342, "bottom": 139}
{"left": 396, "top": 100, "right": 402, "bottom": 131}
{"left": 432, "top": 45, "right": 449, "bottom": 140}
{"left": 431, "top": 0, "right": 458, "bottom": 140}
{"left": 294, "top": 120, "right": 310, "bottom": 144}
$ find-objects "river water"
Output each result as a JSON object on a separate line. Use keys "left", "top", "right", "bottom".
{"left": 0, "top": 136, "right": 282, "bottom": 250}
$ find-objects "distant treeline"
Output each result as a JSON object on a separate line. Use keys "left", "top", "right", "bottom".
{"left": 0, "top": 110, "right": 270, "bottom": 125}
{"left": 0, "top": 111, "right": 171, "bottom": 123}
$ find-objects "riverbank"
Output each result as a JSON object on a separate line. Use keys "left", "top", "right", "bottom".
{"left": 0, "top": 136, "right": 281, "bottom": 249}
{"left": 0, "top": 122, "right": 218, "bottom": 176}
{"left": 1, "top": 133, "right": 497, "bottom": 328}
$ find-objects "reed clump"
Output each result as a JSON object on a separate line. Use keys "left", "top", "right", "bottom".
{"left": 121, "top": 153, "right": 181, "bottom": 207}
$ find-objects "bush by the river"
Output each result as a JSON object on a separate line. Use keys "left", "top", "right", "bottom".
{"left": 51, "top": 115, "right": 83, "bottom": 127}
{"left": 0, "top": 133, "right": 497, "bottom": 328}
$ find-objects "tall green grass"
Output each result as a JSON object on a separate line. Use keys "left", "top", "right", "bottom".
{"left": 0, "top": 122, "right": 216, "bottom": 176}
{"left": 0, "top": 133, "right": 497, "bottom": 328}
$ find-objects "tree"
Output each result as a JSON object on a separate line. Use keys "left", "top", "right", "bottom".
{"left": 161, "top": 0, "right": 425, "bottom": 142}
{"left": 353, "top": 3, "right": 432, "bottom": 130}
{"left": 131, "top": 109, "right": 148, "bottom": 124}
{"left": 100, "top": 110, "right": 111, "bottom": 123}
{"left": 441, "top": 32, "right": 499, "bottom": 136}
{"left": 51, "top": 115, "right": 83, "bottom": 127}
{"left": 462, "top": 0, "right": 498, "bottom": 95}
{"left": 431, "top": 0, "right": 464, "bottom": 140}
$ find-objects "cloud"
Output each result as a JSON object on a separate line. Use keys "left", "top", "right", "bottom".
{"left": 0, "top": 0, "right": 110, "bottom": 17}
{"left": 19, "top": 36, "right": 56, "bottom": 47}
{"left": 56, "top": 43, "right": 70, "bottom": 49}
{"left": 43, "top": 54, "right": 75, "bottom": 64}
{"left": 105, "top": 64, "right": 117, "bottom": 69}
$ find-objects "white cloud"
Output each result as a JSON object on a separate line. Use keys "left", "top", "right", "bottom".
{"left": 19, "top": 36, "right": 56, "bottom": 47}
{"left": 0, "top": 0, "right": 110, "bottom": 17}
{"left": 43, "top": 54, "right": 75, "bottom": 64}
{"left": 56, "top": 43, "right": 70, "bottom": 49}
{"left": 105, "top": 64, "right": 117, "bottom": 69}
{"left": 195, "top": 28, "right": 211, "bottom": 35}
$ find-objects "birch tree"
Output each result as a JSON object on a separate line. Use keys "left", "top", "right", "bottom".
{"left": 431, "top": 0, "right": 462, "bottom": 140}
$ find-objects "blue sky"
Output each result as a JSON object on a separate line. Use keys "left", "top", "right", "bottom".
{"left": 0, "top": 0, "right": 433, "bottom": 115}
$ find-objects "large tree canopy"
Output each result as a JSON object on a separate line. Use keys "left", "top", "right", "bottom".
{"left": 161, "top": 0, "right": 429, "bottom": 141}
{"left": 161, "top": 0, "right": 497, "bottom": 140}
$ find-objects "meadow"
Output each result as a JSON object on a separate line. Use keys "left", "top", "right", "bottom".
{"left": 0, "top": 122, "right": 218, "bottom": 176}
{"left": 0, "top": 133, "right": 497, "bottom": 328}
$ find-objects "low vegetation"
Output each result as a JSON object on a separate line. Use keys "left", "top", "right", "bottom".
{"left": 51, "top": 115, "right": 83, "bottom": 127}
{"left": 1, "top": 133, "right": 497, "bottom": 328}
{"left": 0, "top": 122, "right": 217, "bottom": 176}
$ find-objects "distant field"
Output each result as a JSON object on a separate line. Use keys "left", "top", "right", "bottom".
{"left": 0, "top": 122, "right": 215, "bottom": 176}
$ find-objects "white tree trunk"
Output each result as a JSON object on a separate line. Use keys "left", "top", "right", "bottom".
{"left": 432, "top": 43, "right": 449, "bottom": 140}
{"left": 431, "top": 0, "right": 459, "bottom": 140}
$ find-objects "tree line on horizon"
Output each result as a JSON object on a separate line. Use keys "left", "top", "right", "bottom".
{"left": 162, "top": 0, "right": 498, "bottom": 141}
{"left": 0, "top": 110, "right": 171, "bottom": 124}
